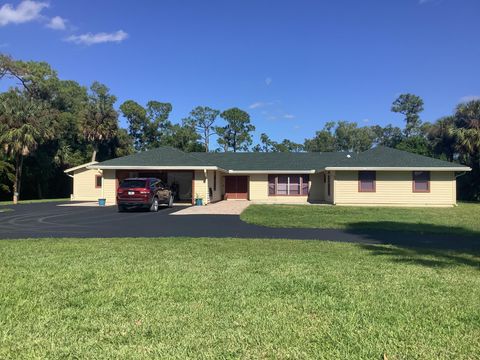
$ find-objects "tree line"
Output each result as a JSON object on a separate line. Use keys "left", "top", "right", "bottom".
{"left": 0, "top": 55, "right": 479, "bottom": 202}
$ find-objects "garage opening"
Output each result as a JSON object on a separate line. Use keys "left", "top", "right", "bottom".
{"left": 116, "top": 170, "right": 193, "bottom": 203}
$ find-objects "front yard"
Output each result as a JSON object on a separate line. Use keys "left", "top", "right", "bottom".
{"left": 241, "top": 202, "right": 480, "bottom": 236}
{"left": 1, "top": 237, "right": 479, "bottom": 359}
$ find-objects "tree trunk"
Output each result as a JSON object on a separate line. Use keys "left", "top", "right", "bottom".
{"left": 37, "top": 182, "right": 43, "bottom": 199}
{"left": 12, "top": 155, "right": 23, "bottom": 204}
{"left": 204, "top": 129, "right": 209, "bottom": 152}
{"left": 91, "top": 144, "right": 98, "bottom": 162}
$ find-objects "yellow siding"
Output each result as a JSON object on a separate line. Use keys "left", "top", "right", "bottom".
{"left": 334, "top": 171, "right": 456, "bottom": 206}
{"left": 72, "top": 168, "right": 102, "bottom": 201}
{"left": 207, "top": 170, "right": 222, "bottom": 202}
{"left": 309, "top": 173, "right": 324, "bottom": 202}
{"left": 194, "top": 170, "right": 208, "bottom": 204}
{"left": 102, "top": 169, "right": 117, "bottom": 205}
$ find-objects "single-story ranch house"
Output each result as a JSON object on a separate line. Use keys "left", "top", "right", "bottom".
{"left": 64, "top": 146, "right": 471, "bottom": 207}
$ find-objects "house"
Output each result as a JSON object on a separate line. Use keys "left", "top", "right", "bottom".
{"left": 64, "top": 146, "right": 471, "bottom": 207}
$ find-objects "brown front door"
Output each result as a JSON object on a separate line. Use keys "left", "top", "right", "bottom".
{"left": 225, "top": 176, "right": 248, "bottom": 200}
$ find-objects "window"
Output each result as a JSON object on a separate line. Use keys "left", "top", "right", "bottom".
{"left": 413, "top": 171, "right": 430, "bottom": 192}
{"left": 120, "top": 179, "right": 147, "bottom": 188}
{"left": 268, "top": 175, "right": 309, "bottom": 196}
{"left": 358, "top": 171, "right": 376, "bottom": 192}
{"left": 95, "top": 175, "right": 102, "bottom": 188}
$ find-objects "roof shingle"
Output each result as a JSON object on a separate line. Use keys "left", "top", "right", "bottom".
{"left": 93, "top": 146, "right": 470, "bottom": 171}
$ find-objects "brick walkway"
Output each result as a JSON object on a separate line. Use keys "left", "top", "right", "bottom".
{"left": 171, "top": 200, "right": 250, "bottom": 215}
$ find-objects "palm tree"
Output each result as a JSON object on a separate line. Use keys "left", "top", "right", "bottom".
{"left": 452, "top": 100, "right": 480, "bottom": 163}
{"left": 0, "top": 90, "right": 53, "bottom": 204}
{"left": 79, "top": 82, "right": 118, "bottom": 162}
{"left": 0, "top": 159, "right": 15, "bottom": 194}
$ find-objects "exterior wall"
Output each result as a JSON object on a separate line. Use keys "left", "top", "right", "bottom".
{"left": 207, "top": 170, "right": 222, "bottom": 203}
{"left": 309, "top": 173, "right": 325, "bottom": 202}
{"left": 72, "top": 168, "right": 102, "bottom": 201}
{"left": 194, "top": 170, "right": 208, "bottom": 204}
{"left": 324, "top": 171, "right": 334, "bottom": 203}
{"left": 334, "top": 170, "right": 456, "bottom": 206}
{"left": 102, "top": 169, "right": 117, "bottom": 205}
{"left": 249, "top": 173, "right": 320, "bottom": 203}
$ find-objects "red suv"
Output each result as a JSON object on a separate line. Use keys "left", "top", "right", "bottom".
{"left": 117, "top": 178, "right": 173, "bottom": 212}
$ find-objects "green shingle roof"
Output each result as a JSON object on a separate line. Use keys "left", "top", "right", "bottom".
{"left": 95, "top": 147, "right": 210, "bottom": 168}
{"left": 93, "top": 146, "right": 470, "bottom": 171}
{"left": 190, "top": 151, "right": 352, "bottom": 171}
{"left": 328, "top": 146, "right": 470, "bottom": 170}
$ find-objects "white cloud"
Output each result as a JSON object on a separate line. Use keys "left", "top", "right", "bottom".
{"left": 459, "top": 95, "right": 480, "bottom": 103}
{"left": 248, "top": 100, "right": 279, "bottom": 109}
{"left": 249, "top": 102, "right": 266, "bottom": 109}
{"left": 283, "top": 114, "right": 295, "bottom": 119}
{"left": 0, "top": 0, "right": 48, "bottom": 26}
{"left": 66, "top": 30, "right": 129, "bottom": 45}
{"left": 265, "top": 77, "right": 272, "bottom": 86}
{"left": 46, "top": 15, "right": 66, "bottom": 30}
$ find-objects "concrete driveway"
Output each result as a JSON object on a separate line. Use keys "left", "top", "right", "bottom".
{"left": 1, "top": 202, "right": 479, "bottom": 253}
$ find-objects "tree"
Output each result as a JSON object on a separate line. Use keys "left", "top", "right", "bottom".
{"left": 145, "top": 101, "right": 173, "bottom": 148}
{"left": 253, "top": 133, "right": 276, "bottom": 152}
{"left": 79, "top": 82, "right": 118, "bottom": 161}
{"left": 0, "top": 90, "right": 54, "bottom": 203}
{"left": 119, "top": 100, "right": 148, "bottom": 151}
{"left": 216, "top": 108, "right": 255, "bottom": 152}
{"left": 372, "top": 124, "right": 403, "bottom": 148}
{"left": 163, "top": 122, "right": 205, "bottom": 152}
{"left": 304, "top": 122, "right": 336, "bottom": 152}
{"left": 304, "top": 121, "right": 374, "bottom": 153}
{"left": 334, "top": 121, "right": 375, "bottom": 152}
{"left": 274, "top": 139, "right": 304, "bottom": 152}
{"left": 184, "top": 106, "right": 220, "bottom": 152}
{"left": 0, "top": 54, "right": 59, "bottom": 100}
{"left": 0, "top": 159, "right": 15, "bottom": 194}
{"left": 119, "top": 100, "right": 173, "bottom": 151}
{"left": 391, "top": 93, "right": 424, "bottom": 137}
{"left": 427, "top": 116, "right": 456, "bottom": 161}
{"left": 450, "top": 100, "right": 480, "bottom": 200}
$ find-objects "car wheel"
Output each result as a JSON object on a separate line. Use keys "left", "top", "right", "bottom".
{"left": 168, "top": 195, "right": 173, "bottom": 208}
{"left": 118, "top": 205, "right": 126, "bottom": 212}
{"left": 150, "top": 197, "right": 159, "bottom": 212}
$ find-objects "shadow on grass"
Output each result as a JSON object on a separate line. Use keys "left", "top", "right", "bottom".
{"left": 344, "top": 222, "right": 480, "bottom": 269}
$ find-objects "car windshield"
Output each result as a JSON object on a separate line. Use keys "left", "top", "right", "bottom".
{"left": 121, "top": 180, "right": 147, "bottom": 188}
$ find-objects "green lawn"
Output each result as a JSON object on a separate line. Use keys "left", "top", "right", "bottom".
{"left": 1, "top": 237, "right": 479, "bottom": 359}
{"left": 0, "top": 198, "right": 69, "bottom": 206}
{"left": 241, "top": 202, "right": 480, "bottom": 236}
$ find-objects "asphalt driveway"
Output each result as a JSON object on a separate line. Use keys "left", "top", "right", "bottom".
{"left": 0, "top": 202, "right": 478, "bottom": 251}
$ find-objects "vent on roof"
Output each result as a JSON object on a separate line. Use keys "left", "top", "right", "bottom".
{"left": 346, "top": 154, "right": 351, "bottom": 158}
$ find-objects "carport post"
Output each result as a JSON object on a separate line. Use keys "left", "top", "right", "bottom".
{"left": 204, "top": 169, "right": 208, "bottom": 205}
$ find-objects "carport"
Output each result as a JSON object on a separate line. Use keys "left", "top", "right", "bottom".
{"left": 116, "top": 170, "right": 193, "bottom": 203}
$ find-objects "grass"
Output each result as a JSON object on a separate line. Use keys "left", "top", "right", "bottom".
{"left": 0, "top": 198, "right": 69, "bottom": 206}
{"left": 0, "top": 237, "right": 479, "bottom": 359}
{"left": 241, "top": 202, "right": 480, "bottom": 235}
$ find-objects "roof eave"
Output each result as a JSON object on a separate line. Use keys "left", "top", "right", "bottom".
{"left": 324, "top": 166, "right": 472, "bottom": 171}
{"left": 87, "top": 165, "right": 226, "bottom": 171}
{"left": 64, "top": 161, "right": 98, "bottom": 173}
{"left": 228, "top": 170, "right": 317, "bottom": 174}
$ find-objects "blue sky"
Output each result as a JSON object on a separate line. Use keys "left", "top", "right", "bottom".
{"left": 1, "top": 0, "right": 479, "bottom": 145}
